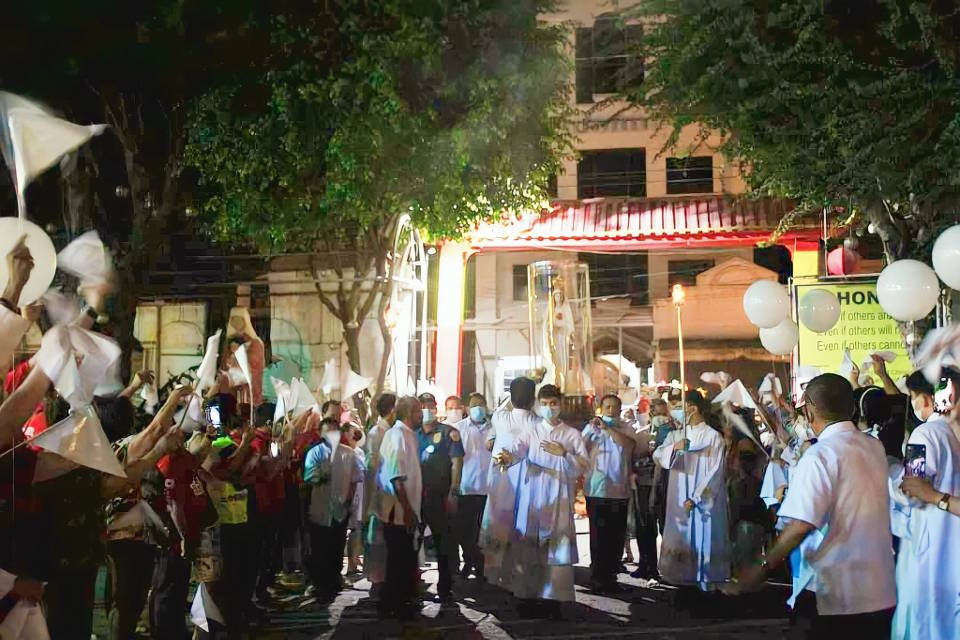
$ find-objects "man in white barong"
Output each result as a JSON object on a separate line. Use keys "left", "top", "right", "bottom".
{"left": 480, "top": 377, "right": 539, "bottom": 588}
{"left": 494, "top": 384, "right": 588, "bottom": 619}
{"left": 653, "top": 390, "right": 729, "bottom": 592}
{"left": 888, "top": 370, "right": 960, "bottom": 640}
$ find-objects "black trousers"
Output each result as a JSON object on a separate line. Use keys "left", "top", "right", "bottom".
{"left": 457, "top": 494, "right": 486, "bottom": 575}
{"left": 586, "top": 497, "right": 629, "bottom": 586}
{"left": 632, "top": 484, "right": 659, "bottom": 578}
{"left": 794, "top": 590, "right": 894, "bottom": 640}
{"left": 219, "top": 522, "right": 258, "bottom": 632}
{"left": 381, "top": 523, "right": 419, "bottom": 617}
{"left": 44, "top": 565, "right": 98, "bottom": 640}
{"left": 107, "top": 540, "right": 157, "bottom": 640}
{"left": 309, "top": 517, "right": 348, "bottom": 597}
{"left": 257, "top": 519, "right": 282, "bottom": 596}
{"left": 150, "top": 552, "right": 190, "bottom": 640}
{"left": 422, "top": 497, "right": 455, "bottom": 599}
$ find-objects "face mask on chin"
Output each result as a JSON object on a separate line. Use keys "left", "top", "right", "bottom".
{"left": 601, "top": 415, "right": 616, "bottom": 426}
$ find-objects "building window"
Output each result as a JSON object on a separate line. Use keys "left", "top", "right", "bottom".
{"left": 580, "top": 252, "right": 649, "bottom": 306}
{"left": 577, "top": 149, "right": 646, "bottom": 198}
{"left": 463, "top": 254, "right": 477, "bottom": 319}
{"left": 512, "top": 264, "right": 528, "bottom": 301}
{"left": 666, "top": 156, "right": 714, "bottom": 194}
{"left": 668, "top": 259, "right": 714, "bottom": 289}
{"left": 575, "top": 16, "right": 644, "bottom": 103}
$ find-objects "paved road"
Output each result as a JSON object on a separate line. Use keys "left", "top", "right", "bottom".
{"left": 250, "top": 516, "right": 794, "bottom": 639}
{"left": 251, "top": 569, "right": 792, "bottom": 640}
{"left": 91, "top": 516, "right": 794, "bottom": 638}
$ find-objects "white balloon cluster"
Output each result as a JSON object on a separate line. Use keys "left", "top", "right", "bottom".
{"left": 743, "top": 279, "right": 798, "bottom": 355}
{"left": 875, "top": 224, "right": 960, "bottom": 322}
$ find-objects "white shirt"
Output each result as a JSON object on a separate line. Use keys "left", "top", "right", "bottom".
{"left": 377, "top": 420, "right": 422, "bottom": 525}
{"left": 582, "top": 419, "right": 637, "bottom": 499}
{"left": 304, "top": 441, "right": 364, "bottom": 526}
{"left": 456, "top": 415, "right": 494, "bottom": 495}
{"left": 364, "top": 418, "right": 390, "bottom": 518}
{"left": 778, "top": 421, "right": 897, "bottom": 616}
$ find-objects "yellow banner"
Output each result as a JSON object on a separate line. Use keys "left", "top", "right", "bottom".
{"left": 796, "top": 282, "right": 912, "bottom": 383}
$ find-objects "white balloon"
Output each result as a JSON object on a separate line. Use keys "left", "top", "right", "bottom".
{"left": 932, "top": 224, "right": 960, "bottom": 290}
{"left": 798, "top": 288, "right": 841, "bottom": 333}
{"left": 759, "top": 318, "right": 799, "bottom": 356}
{"left": 742, "top": 279, "right": 790, "bottom": 328}
{"left": 0, "top": 217, "right": 57, "bottom": 305}
{"left": 876, "top": 259, "right": 939, "bottom": 322}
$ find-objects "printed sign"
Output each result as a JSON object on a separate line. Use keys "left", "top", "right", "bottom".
{"left": 796, "top": 281, "right": 911, "bottom": 382}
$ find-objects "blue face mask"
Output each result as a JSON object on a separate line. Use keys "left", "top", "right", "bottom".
{"left": 469, "top": 406, "right": 486, "bottom": 423}
{"left": 539, "top": 405, "right": 559, "bottom": 421}
{"left": 422, "top": 408, "right": 436, "bottom": 424}
{"left": 601, "top": 415, "right": 616, "bottom": 425}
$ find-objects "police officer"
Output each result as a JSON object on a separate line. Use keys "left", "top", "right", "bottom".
{"left": 416, "top": 392, "right": 464, "bottom": 605}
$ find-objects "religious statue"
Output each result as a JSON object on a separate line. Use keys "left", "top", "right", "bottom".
{"left": 542, "top": 276, "right": 575, "bottom": 392}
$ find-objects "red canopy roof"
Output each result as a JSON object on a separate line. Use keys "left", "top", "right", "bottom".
{"left": 470, "top": 197, "right": 820, "bottom": 252}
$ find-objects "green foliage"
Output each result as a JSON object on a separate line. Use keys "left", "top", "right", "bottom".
{"left": 185, "top": 0, "right": 575, "bottom": 251}
{"left": 622, "top": 0, "right": 960, "bottom": 260}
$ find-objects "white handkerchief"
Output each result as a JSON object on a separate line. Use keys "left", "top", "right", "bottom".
{"left": 711, "top": 379, "right": 757, "bottom": 409}
{"left": 194, "top": 330, "right": 222, "bottom": 392}
{"left": 57, "top": 230, "right": 109, "bottom": 286}
{"left": 32, "top": 405, "right": 126, "bottom": 477}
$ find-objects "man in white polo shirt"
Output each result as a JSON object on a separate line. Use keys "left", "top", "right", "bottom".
{"left": 455, "top": 392, "right": 494, "bottom": 580}
{"left": 732, "top": 373, "right": 896, "bottom": 638}
{"left": 376, "top": 396, "right": 424, "bottom": 620}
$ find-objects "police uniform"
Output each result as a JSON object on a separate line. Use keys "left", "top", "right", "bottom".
{"left": 416, "top": 422, "right": 464, "bottom": 601}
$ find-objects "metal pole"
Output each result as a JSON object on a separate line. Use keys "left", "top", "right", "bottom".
{"left": 677, "top": 304, "right": 686, "bottom": 442}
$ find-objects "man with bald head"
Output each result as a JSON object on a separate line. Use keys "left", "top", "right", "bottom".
{"left": 732, "top": 373, "right": 896, "bottom": 638}
{"left": 376, "top": 396, "right": 423, "bottom": 620}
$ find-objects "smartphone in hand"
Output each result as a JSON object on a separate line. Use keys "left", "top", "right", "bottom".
{"left": 905, "top": 443, "right": 927, "bottom": 479}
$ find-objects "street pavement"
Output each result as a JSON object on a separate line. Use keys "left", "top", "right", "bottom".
{"left": 250, "top": 516, "right": 794, "bottom": 639}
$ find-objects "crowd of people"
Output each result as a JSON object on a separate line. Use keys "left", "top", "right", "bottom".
{"left": 0, "top": 235, "right": 959, "bottom": 640}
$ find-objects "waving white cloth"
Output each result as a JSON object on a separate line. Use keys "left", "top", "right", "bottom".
{"left": 29, "top": 326, "right": 125, "bottom": 477}
{"left": 288, "top": 377, "right": 319, "bottom": 419}
{"left": 711, "top": 379, "right": 757, "bottom": 410}
{"left": 914, "top": 323, "right": 960, "bottom": 384}
{"left": 194, "top": 330, "right": 222, "bottom": 393}
{"left": 271, "top": 377, "right": 292, "bottom": 423}
{"left": 56, "top": 230, "right": 109, "bottom": 287}
{"left": 0, "top": 92, "right": 106, "bottom": 219}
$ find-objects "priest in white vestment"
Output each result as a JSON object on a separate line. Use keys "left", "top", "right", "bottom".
{"left": 495, "top": 384, "right": 588, "bottom": 610}
{"left": 653, "top": 391, "right": 729, "bottom": 590}
{"left": 890, "top": 371, "right": 960, "bottom": 640}
{"left": 480, "top": 377, "right": 539, "bottom": 588}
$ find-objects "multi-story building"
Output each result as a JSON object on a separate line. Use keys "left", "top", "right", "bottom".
{"left": 432, "top": 0, "right": 823, "bottom": 404}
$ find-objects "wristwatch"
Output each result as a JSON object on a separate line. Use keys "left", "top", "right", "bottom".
{"left": 938, "top": 493, "right": 951, "bottom": 512}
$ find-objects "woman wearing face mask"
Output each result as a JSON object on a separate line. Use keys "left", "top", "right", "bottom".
{"left": 652, "top": 391, "right": 729, "bottom": 598}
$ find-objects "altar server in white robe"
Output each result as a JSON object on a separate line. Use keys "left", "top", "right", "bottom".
{"left": 480, "top": 377, "right": 539, "bottom": 587}
{"left": 494, "top": 384, "right": 588, "bottom": 613}
{"left": 890, "top": 370, "right": 960, "bottom": 640}
{"left": 653, "top": 390, "right": 729, "bottom": 590}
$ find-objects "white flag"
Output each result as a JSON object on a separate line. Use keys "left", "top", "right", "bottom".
{"left": 32, "top": 405, "right": 126, "bottom": 477}
{"left": 319, "top": 358, "right": 340, "bottom": 396}
{"left": 195, "top": 330, "right": 222, "bottom": 393}
{"left": 341, "top": 368, "right": 372, "bottom": 400}
{"left": 271, "top": 377, "right": 291, "bottom": 423}
{"left": 711, "top": 379, "right": 757, "bottom": 410}
{"left": 288, "top": 377, "right": 319, "bottom": 419}
{"left": 233, "top": 343, "right": 253, "bottom": 387}
{"left": 190, "top": 582, "right": 225, "bottom": 632}
{"left": 0, "top": 92, "right": 107, "bottom": 218}
{"left": 57, "top": 230, "right": 109, "bottom": 287}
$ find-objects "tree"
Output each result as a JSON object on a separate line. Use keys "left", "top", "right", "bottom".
{"left": 620, "top": 0, "right": 960, "bottom": 263}
{"left": 0, "top": 0, "right": 263, "bottom": 376}
{"left": 186, "top": 0, "right": 574, "bottom": 394}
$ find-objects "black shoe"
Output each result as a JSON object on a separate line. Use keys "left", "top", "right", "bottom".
{"left": 630, "top": 568, "right": 654, "bottom": 580}
{"left": 459, "top": 565, "right": 472, "bottom": 580}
